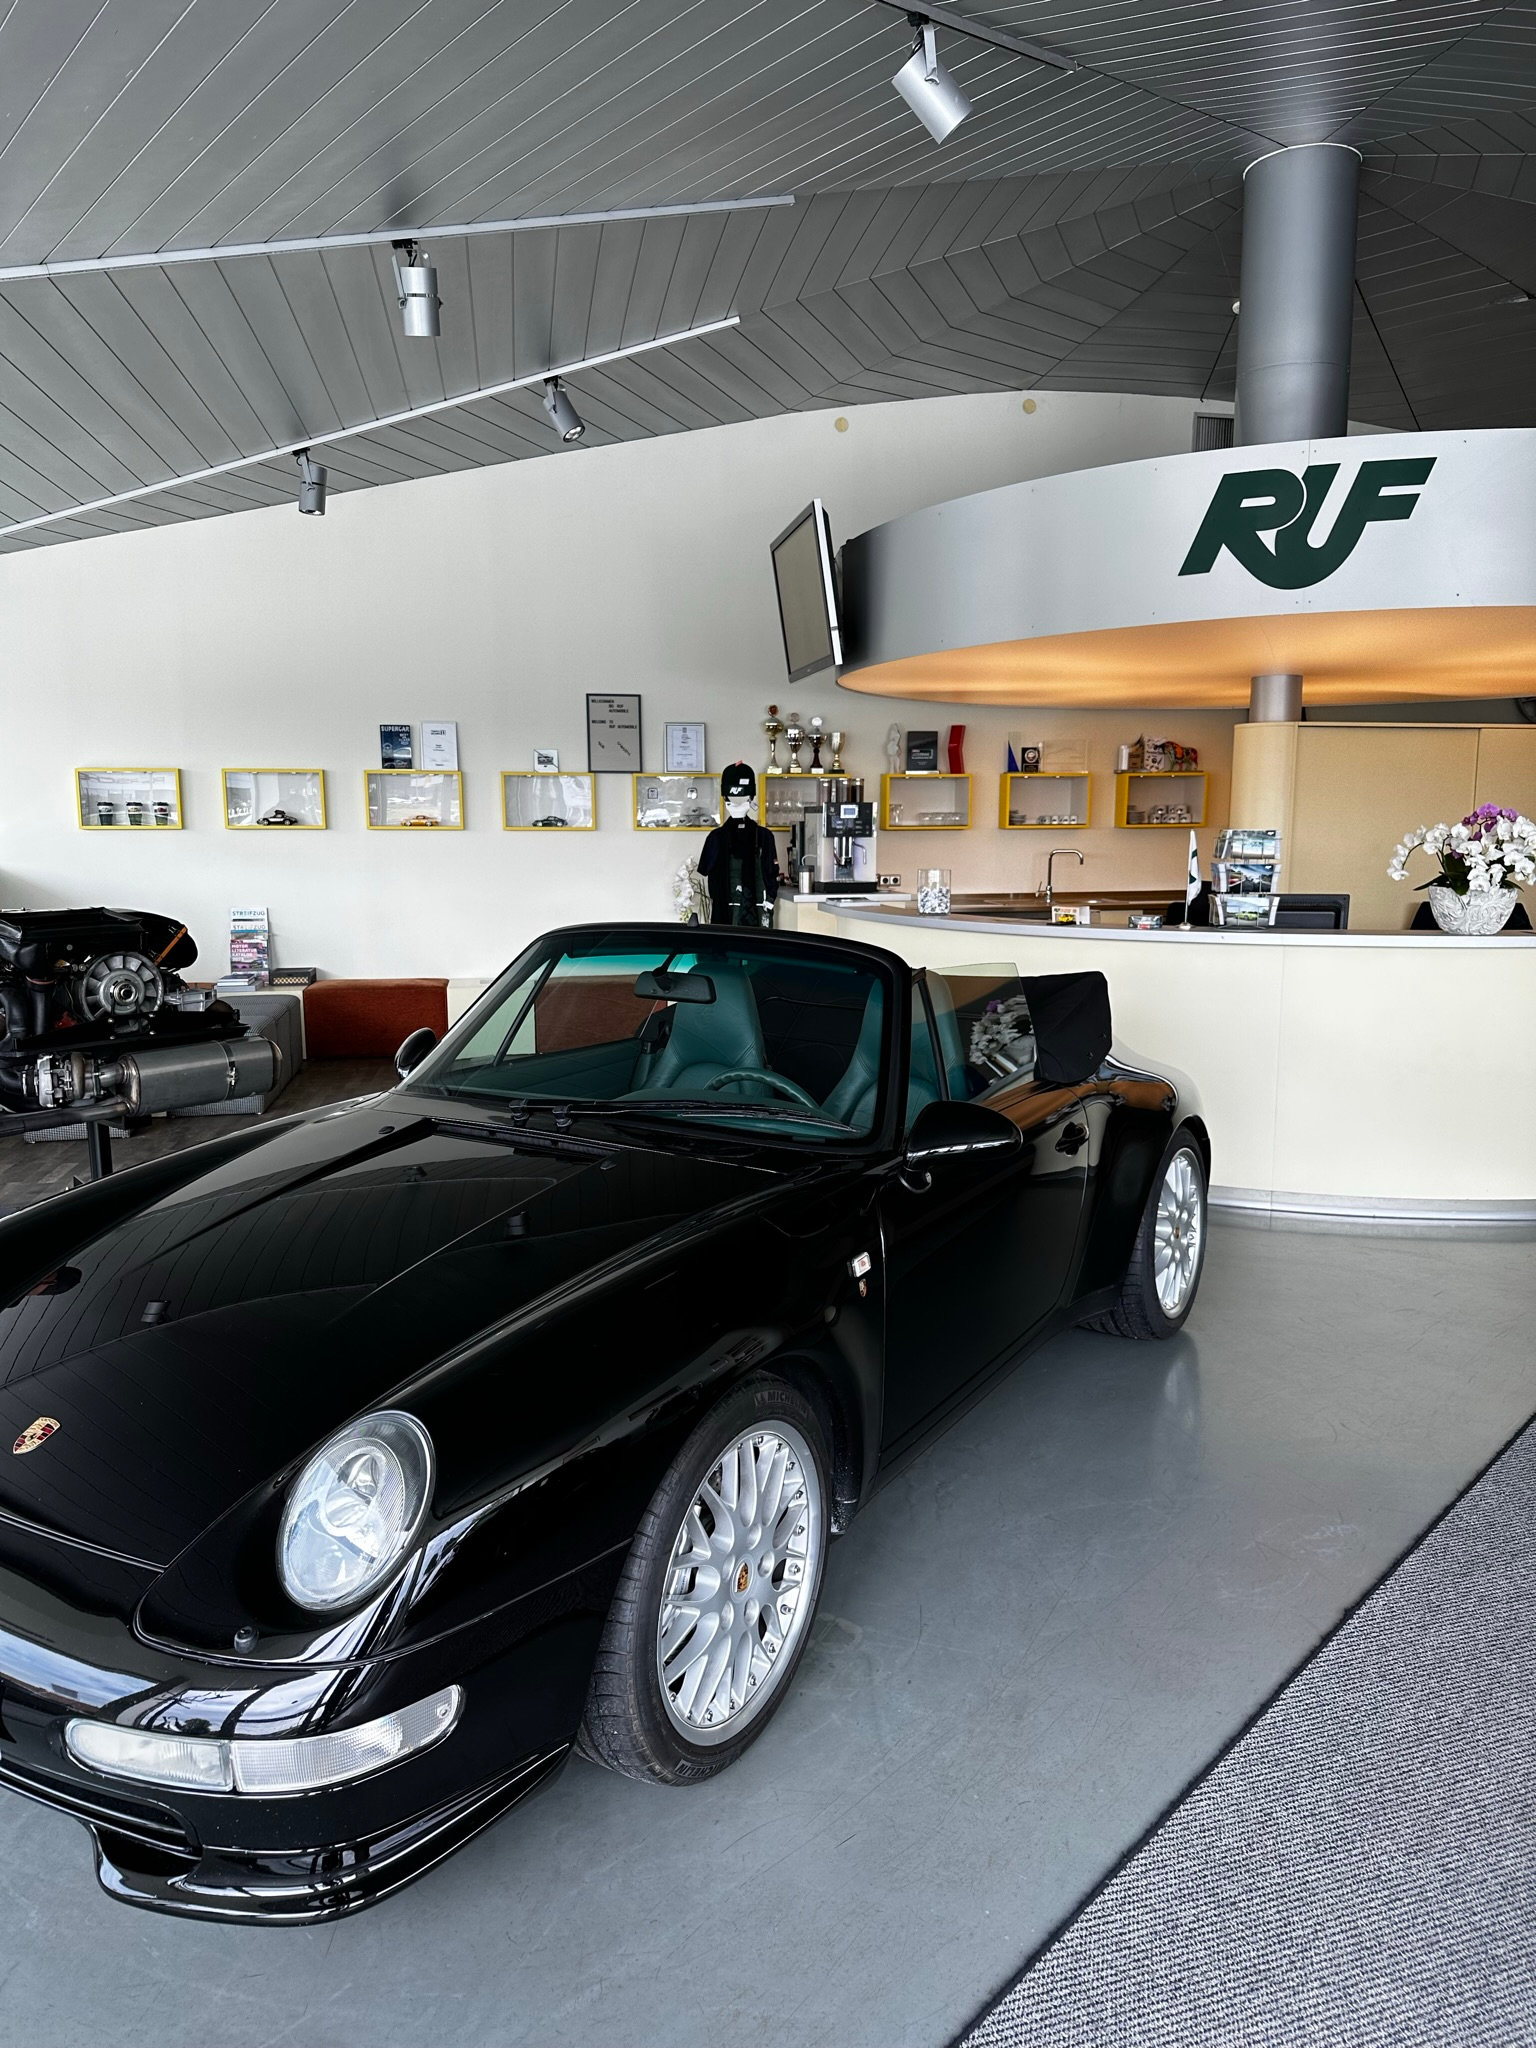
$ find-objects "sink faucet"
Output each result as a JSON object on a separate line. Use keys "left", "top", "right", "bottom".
{"left": 1045, "top": 846, "right": 1084, "bottom": 906}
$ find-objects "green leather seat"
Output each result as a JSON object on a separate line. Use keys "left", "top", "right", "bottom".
{"left": 622, "top": 971, "right": 768, "bottom": 1097}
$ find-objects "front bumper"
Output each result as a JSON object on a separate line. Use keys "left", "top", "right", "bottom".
{"left": 2, "top": 1739, "right": 568, "bottom": 1923}
{"left": 1, "top": 1577, "right": 603, "bottom": 1921}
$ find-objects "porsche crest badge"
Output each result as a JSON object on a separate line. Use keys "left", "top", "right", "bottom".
{"left": 12, "top": 1416, "right": 60, "bottom": 1456}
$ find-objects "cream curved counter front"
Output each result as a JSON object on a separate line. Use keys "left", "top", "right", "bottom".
{"left": 776, "top": 899, "right": 1536, "bottom": 1230}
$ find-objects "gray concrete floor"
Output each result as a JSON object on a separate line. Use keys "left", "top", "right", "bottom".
{"left": 3, "top": 1210, "right": 1534, "bottom": 2048}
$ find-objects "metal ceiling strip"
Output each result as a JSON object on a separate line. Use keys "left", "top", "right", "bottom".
{"left": 0, "top": 197, "right": 795, "bottom": 286}
{"left": 867, "top": 0, "right": 1075, "bottom": 71}
{"left": 0, "top": 313, "right": 741, "bottom": 538}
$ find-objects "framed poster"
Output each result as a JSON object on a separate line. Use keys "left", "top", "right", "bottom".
{"left": 422, "top": 721, "right": 458, "bottom": 769}
{"left": 380, "top": 723, "right": 413, "bottom": 768}
{"left": 587, "top": 693, "right": 641, "bottom": 772}
{"left": 664, "top": 721, "right": 706, "bottom": 773}
{"left": 532, "top": 747, "right": 559, "bottom": 773}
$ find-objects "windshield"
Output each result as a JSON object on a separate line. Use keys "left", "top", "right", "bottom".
{"left": 411, "top": 933, "right": 890, "bottom": 1141}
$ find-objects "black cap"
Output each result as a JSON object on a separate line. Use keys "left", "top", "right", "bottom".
{"left": 721, "top": 762, "right": 756, "bottom": 801}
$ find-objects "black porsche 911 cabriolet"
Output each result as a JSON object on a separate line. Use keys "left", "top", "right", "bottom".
{"left": 0, "top": 923, "right": 1208, "bottom": 1922}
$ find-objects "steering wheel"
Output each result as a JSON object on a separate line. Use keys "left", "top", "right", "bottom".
{"left": 701, "top": 1068, "right": 823, "bottom": 1110}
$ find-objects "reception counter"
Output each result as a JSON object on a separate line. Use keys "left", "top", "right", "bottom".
{"left": 776, "top": 898, "right": 1536, "bottom": 1231}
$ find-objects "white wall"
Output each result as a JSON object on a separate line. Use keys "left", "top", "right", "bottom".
{"left": 0, "top": 389, "right": 1242, "bottom": 978}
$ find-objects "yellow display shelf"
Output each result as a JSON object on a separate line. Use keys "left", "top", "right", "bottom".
{"left": 222, "top": 768, "right": 327, "bottom": 829}
{"left": 501, "top": 771, "right": 596, "bottom": 830}
{"left": 999, "top": 771, "right": 1091, "bottom": 829}
{"left": 631, "top": 773, "right": 721, "bottom": 830}
{"left": 1114, "top": 769, "right": 1207, "bottom": 828}
{"left": 364, "top": 769, "right": 465, "bottom": 829}
{"left": 880, "top": 772, "right": 972, "bottom": 830}
{"left": 76, "top": 767, "right": 183, "bottom": 829}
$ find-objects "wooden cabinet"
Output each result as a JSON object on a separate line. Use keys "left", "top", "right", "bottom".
{"left": 1230, "top": 722, "right": 1536, "bottom": 931}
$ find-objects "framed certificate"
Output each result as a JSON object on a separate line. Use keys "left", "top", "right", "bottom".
{"left": 422, "top": 721, "right": 458, "bottom": 769}
{"left": 664, "top": 721, "right": 706, "bottom": 773}
{"left": 587, "top": 693, "right": 641, "bottom": 772}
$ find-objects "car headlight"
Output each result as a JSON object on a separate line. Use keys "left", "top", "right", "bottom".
{"left": 277, "top": 1410, "right": 434, "bottom": 1613}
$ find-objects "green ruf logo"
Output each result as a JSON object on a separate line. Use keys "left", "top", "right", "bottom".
{"left": 1179, "top": 457, "right": 1435, "bottom": 590}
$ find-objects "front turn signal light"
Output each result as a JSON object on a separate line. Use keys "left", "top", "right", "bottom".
{"left": 66, "top": 1684, "right": 462, "bottom": 1796}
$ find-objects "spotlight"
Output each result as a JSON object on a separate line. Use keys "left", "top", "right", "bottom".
{"left": 391, "top": 240, "right": 441, "bottom": 339}
{"left": 542, "top": 377, "right": 585, "bottom": 443}
{"left": 893, "top": 17, "right": 971, "bottom": 144}
{"left": 295, "top": 448, "right": 327, "bottom": 515}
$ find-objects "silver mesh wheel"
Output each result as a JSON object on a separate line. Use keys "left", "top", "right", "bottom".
{"left": 656, "top": 1422, "right": 823, "bottom": 1747}
{"left": 1154, "top": 1147, "right": 1204, "bottom": 1316}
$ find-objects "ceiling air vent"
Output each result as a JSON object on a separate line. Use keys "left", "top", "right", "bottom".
{"left": 1192, "top": 413, "right": 1235, "bottom": 452}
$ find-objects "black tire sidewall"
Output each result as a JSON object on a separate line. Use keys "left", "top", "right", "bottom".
{"left": 622, "top": 1375, "right": 831, "bottom": 1782}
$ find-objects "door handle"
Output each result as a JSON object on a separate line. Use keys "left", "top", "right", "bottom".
{"left": 1054, "top": 1120, "right": 1089, "bottom": 1156}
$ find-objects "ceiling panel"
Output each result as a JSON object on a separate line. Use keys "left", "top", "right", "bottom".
{"left": 0, "top": 3, "right": 1531, "bottom": 551}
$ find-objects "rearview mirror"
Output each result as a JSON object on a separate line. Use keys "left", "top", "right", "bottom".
{"left": 395, "top": 1026, "right": 438, "bottom": 1078}
{"left": 904, "top": 1099, "right": 1021, "bottom": 1171}
{"left": 634, "top": 969, "right": 716, "bottom": 1004}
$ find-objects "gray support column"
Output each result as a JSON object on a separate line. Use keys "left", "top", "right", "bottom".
{"left": 1234, "top": 143, "right": 1360, "bottom": 446}
{"left": 1250, "top": 673, "right": 1303, "bottom": 720}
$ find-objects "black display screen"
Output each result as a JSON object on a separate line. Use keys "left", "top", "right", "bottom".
{"left": 771, "top": 501, "right": 842, "bottom": 681}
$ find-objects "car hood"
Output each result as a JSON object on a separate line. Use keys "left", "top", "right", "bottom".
{"left": 0, "top": 1105, "right": 775, "bottom": 1567}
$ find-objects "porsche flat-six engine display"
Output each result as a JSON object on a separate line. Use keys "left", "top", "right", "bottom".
{"left": 0, "top": 907, "right": 279, "bottom": 1124}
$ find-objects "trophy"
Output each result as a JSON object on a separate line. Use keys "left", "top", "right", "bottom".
{"left": 785, "top": 712, "right": 805, "bottom": 773}
{"left": 829, "top": 730, "right": 845, "bottom": 773}
{"left": 885, "top": 724, "right": 902, "bottom": 774}
{"left": 763, "top": 704, "right": 784, "bottom": 771}
{"left": 808, "top": 714, "right": 825, "bottom": 771}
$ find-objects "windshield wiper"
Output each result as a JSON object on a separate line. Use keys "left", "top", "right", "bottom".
{"left": 431, "top": 1094, "right": 855, "bottom": 1134}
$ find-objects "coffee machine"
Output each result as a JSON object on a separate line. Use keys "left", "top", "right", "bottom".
{"left": 787, "top": 776, "right": 878, "bottom": 894}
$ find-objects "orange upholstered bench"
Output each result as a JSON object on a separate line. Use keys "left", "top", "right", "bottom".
{"left": 303, "top": 978, "right": 449, "bottom": 1059}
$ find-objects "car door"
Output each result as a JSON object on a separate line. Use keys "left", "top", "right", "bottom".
{"left": 876, "top": 975, "right": 1090, "bottom": 1452}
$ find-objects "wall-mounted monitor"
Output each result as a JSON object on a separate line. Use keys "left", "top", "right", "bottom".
{"left": 771, "top": 499, "right": 843, "bottom": 681}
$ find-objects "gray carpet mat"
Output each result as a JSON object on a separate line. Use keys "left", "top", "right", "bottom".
{"left": 959, "top": 1416, "right": 1536, "bottom": 2048}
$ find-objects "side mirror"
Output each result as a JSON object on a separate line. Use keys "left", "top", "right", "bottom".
{"left": 904, "top": 1099, "right": 1021, "bottom": 1175}
{"left": 395, "top": 1026, "right": 438, "bottom": 1079}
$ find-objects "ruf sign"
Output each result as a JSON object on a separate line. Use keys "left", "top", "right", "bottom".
{"left": 1179, "top": 458, "right": 1436, "bottom": 590}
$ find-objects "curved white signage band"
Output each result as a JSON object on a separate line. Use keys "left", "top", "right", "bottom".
{"left": 837, "top": 428, "right": 1536, "bottom": 707}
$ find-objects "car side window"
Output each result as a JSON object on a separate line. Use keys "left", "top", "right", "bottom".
{"left": 928, "top": 967, "right": 1037, "bottom": 1097}
{"left": 906, "top": 980, "right": 944, "bottom": 1127}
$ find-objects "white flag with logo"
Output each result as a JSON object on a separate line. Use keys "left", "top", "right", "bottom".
{"left": 1185, "top": 830, "right": 1201, "bottom": 911}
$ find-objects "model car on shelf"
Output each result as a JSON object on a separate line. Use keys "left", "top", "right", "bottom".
{"left": 257, "top": 808, "right": 299, "bottom": 826}
{"left": 0, "top": 922, "right": 1209, "bottom": 1924}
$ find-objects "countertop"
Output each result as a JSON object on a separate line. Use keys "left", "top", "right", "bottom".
{"left": 795, "top": 898, "right": 1536, "bottom": 950}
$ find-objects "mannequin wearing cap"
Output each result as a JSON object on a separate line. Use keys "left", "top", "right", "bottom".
{"left": 697, "top": 763, "right": 782, "bottom": 926}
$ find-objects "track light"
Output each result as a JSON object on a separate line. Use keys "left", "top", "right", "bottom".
{"left": 542, "top": 377, "right": 585, "bottom": 443}
{"left": 893, "top": 17, "right": 971, "bottom": 143}
{"left": 295, "top": 449, "right": 327, "bottom": 515}
{"left": 391, "top": 239, "right": 441, "bottom": 339}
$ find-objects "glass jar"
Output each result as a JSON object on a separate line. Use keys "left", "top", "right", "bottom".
{"left": 916, "top": 867, "right": 951, "bottom": 915}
